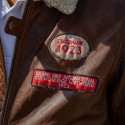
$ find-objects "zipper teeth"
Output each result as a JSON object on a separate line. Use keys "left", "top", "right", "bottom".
{"left": 0, "top": 38, "right": 19, "bottom": 125}
{"left": 0, "top": 0, "right": 31, "bottom": 124}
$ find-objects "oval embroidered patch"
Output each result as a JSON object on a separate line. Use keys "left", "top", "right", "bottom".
{"left": 49, "top": 34, "right": 90, "bottom": 60}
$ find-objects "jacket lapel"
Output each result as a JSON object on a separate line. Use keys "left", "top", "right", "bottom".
{"left": 33, "top": 0, "right": 78, "bottom": 14}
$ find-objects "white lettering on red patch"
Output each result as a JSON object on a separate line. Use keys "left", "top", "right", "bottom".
{"left": 49, "top": 33, "right": 90, "bottom": 60}
{"left": 31, "top": 69, "right": 99, "bottom": 93}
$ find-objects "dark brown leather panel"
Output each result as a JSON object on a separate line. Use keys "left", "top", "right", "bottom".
{"left": 109, "top": 44, "right": 125, "bottom": 125}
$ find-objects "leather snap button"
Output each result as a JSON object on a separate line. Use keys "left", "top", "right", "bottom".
{"left": 5, "top": 16, "right": 24, "bottom": 36}
{"left": 8, "top": 21, "right": 15, "bottom": 30}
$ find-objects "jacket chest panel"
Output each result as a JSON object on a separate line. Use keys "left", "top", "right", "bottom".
{"left": 2, "top": 0, "right": 125, "bottom": 124}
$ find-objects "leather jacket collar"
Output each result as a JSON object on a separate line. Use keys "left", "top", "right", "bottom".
{"left": 33, "top": 0, "right": 78, "bottom": 14}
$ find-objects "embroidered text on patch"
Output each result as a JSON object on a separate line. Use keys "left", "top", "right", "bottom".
{"left": 31, "top": 69, "right": 99, "bottom": 93}
{"left": 49, "top": 34, "right": 90, "bottom": 60}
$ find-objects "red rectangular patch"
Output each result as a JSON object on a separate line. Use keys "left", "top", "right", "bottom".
{"left": 31, "top": 69, "right": 99, "bottom": 93}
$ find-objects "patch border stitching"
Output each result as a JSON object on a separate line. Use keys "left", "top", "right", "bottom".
{"left": 31, "top": 69, "right": 99, "bottom": 93}
{"left": 49, "top": 33, "right": 91, "bottom": 61}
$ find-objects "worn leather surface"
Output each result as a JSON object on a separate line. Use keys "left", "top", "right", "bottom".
{"left": 0, "top": 0, "right": 125, "bottom": 124}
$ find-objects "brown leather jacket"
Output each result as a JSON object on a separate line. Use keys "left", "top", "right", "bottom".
{"left": 0, "top": 0, "right": 125, "bottom": 124}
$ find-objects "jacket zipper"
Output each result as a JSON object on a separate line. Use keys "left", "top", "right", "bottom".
{"left": 0, "top": 0, "right": 31, "bottom": 124}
